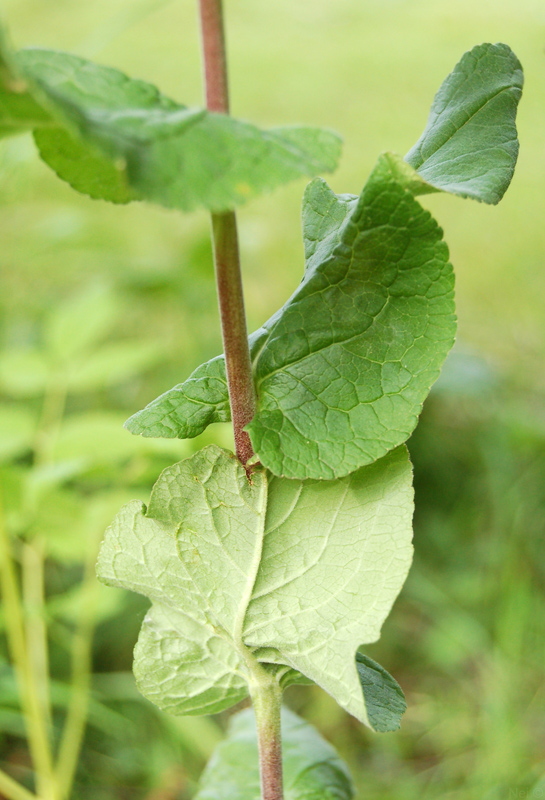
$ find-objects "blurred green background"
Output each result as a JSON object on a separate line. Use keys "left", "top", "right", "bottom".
{"left": 0, "top": 0, "right": 544, "bottom": 798}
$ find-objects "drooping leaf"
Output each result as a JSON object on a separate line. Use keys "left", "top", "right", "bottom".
{"left": 97, "top": 444, "right": 413, "bottom": 729}
{"left": 194, "top": 706, "right": 354, "bottom": 800}
{"left": 405, "top": 42, "right": 523, "bottom": 204}
{"left": 4, "top": 48, "right": 341, "bottom": 211}
{"left": 127, "top": 155, "right": 456, "bottom": 479}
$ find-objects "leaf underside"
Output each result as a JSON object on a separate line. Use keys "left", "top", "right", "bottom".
{"left": 195, "top": 706, "right": 354, "bottom": 800}
{"left": 96, "top": 445, "right": 413, "bottom": 730}
{"left": 0, "top": 41, "right": 341, "bottom": 211}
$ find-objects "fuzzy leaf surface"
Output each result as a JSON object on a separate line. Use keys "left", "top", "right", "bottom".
{"left": 405, "top": 42, "right": 523, "bottom": 204}
{"left": 127, "top": 156, "right": 456, "bottom": 479}
{"left": 97, "top": 445, "right": 413, "bottom": 729}
{"left": 9, "top": 49, "right": 340, "bottom": 211}
{"left": 195, "top": 706, "right": 354, "bottom": 800}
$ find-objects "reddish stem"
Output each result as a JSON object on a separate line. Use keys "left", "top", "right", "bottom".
{"left": 198, "top": 0, "right": 256, "bottom": 467}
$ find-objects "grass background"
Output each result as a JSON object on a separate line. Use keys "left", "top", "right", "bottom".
{"left": 0, "top": 0, "right": 544, "bottom": 798}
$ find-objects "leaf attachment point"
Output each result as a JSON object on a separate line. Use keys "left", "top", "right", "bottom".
{"left": 97, "top": 444, "right": 412, "bottom": 731}
{"left": 127, "top": 157, "right": 456, "bottom": 480}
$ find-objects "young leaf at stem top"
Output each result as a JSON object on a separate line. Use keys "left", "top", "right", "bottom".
{"left": 0, "top": 29, "right": 51, "bottom": 137}
{"left": 96, "top": 444, "right": 413, "bottom": 731}
{"left": 405, "top": 42, "right": 523, "bottom": 204}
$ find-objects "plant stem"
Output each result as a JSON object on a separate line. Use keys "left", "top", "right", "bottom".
{"left": 250, "top": 677, "right": 284, "bottom": 800}
{"left": 198, "top": 0, "right": 256, "bottom": 467}
{"left": 0, "top": 767, "right": 38, "bottom": 800}
{"left": 0, "top": 499, "right": 56, "bottom": 800}
{"left": 22, "top": 541, "right": 51, "bottom": 731}
{"left": 55, "top": 533, "right": 101, "bottom": 800}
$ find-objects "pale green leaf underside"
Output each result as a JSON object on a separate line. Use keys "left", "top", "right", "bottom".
{"left": 195, "top": 706, "right": 354, "bottom": 800}
{"left": 4, "top": 47, "right": 340, "bottom": 211}
{"left": 126, "top": 155, "right": 456, "bottom": 479}
{"left": 405, "top": 42, "right": 523, "bottom": 204}
{"left": 97, "top": 445, "right": 413, "bottom": 729}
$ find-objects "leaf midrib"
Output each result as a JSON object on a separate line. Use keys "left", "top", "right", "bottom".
{"left": 412, "top": 82, "right": 517, "bottom": 169}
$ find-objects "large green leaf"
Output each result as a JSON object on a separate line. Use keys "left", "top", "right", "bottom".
{"left": 405, "top": 42, "right": 523, "bottom": 204}
{"left": 126, "top": 155, "right": 456, "bottom": 479}
{"left": 194, "top": 706, "right": 354, "bottom": 800}
{"left": 4, "top": 47, "right": 341, "bottom": 211}
{"left": 97, "top": 445, "right": 413, "bottom": 729}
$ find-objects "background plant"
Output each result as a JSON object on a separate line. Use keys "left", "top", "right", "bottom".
{"left": 0, "top": 1, "right": 540, "bottom": 800}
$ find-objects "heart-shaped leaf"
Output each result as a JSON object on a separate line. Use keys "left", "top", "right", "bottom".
{"left": 126, "top": 155, "right": 456, "bottom": 479}
{"left": 97, "top": 445, "right": 412, "bottom": 729}
{"left": 0, "top": 30, "right": 51, "bottom": 138}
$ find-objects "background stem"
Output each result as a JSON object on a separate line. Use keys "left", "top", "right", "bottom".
{"left": 0, "top": 499, "right": 55, "bottom": 800}
{"left": 0, "top": 768, "right": 38, "bottom": 800}
{"left": 198, "top": 0, "right": 256, "bottom": 467}
{"left": 55, "top": 532, "right": 100, "bottom": 800}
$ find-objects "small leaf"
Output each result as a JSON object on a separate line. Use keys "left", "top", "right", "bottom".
{"left": 405, "top": 43, "right": 523, "bottom": 204}
{"left": 11, "top": 48, "right": 341, "bottom": 212}
{"left": 355, "top": 653, "right": 406, "bottom": 732}
{"left": 127, "top": 156, "right": 456, "bottom": 480}
{"left": 195, "top": 706, "right": 354, "bottom": 800}
{"left": 97, "top": 498, "right": 249, "bottom": 715}
{"left": 97, "top": 444, "right": 413, "bottom": 729}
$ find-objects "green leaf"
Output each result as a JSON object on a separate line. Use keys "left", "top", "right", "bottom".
{"left": 127, "top": 155, "right": 456, "bottom": 480}
{"left": 355, "top": 652, "right": 406, "bottom": 733}
{"left": 405, "top": 42, "right": 523, "bottom": 204}
{"left": 195, "top": 706, "right": 354, "bottom": 800}
{"left": 0, "top": 29, "right": 52, "bottom": 138}
{"left": 125, "top": 354, "right": 231, "bottom": 439}
{"left": 11, "top": 48, "right": 341, "bottom": 212}
{"left": 33, "top": 125, "right": 134, "bottom": 204}
{"left": 97, "top": 444, "right": 413, "bottom": 729}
